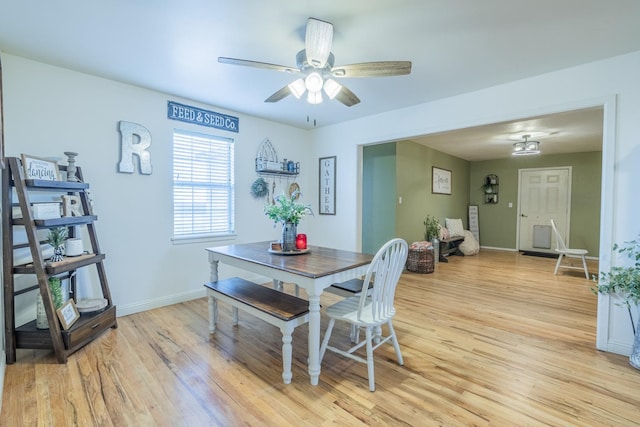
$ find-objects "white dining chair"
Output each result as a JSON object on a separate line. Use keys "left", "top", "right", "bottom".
{"left": 319, "top": 238, "right": 408, "bottom": 391}
{"left": 550, "top": 219, "right": 589, "bottom": 279}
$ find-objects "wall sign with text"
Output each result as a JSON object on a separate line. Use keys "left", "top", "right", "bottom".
{"left": 167, "top": 101, "right": 239, "bottom": 133}
{"left": 319, "top": 156, "right": 336, "bottom": 215}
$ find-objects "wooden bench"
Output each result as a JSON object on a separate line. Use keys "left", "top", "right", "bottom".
{"left": 439, "top": 236, "right": 465, "bottom": 262}
{"left": 204, "top": 277, "right": 309, "bottom": 384}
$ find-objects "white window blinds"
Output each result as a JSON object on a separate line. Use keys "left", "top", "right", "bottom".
{"left": 173, "top": 130, "right": 235, "bottom": 239}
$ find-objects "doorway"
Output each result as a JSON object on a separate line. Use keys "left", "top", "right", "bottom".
{"left": 517, "top": 167, "right": 572, "bottom": 253}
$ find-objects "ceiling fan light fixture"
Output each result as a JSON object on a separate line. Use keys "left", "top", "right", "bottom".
{"left": 288, "top": 79, "right": 306, "bottom": 99}
{"left": 305, "top": 72, "right": 324, "bottom": 92}
{"left": 323, "top": 78, "right": 342, "bottom": 99}
{"left": 307, "top": 90, "right": 323, "bottom": 105}
{"left": 512, "top": 135, "right": 540, "bottom": 155}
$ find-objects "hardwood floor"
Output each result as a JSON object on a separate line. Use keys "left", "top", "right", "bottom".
{"left": 3, "top": 250, "right": 640, "bottom": 426}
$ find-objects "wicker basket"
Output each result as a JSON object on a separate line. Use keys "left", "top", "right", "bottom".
{"left": 406, "top": 241, "right": 435, "bottom": 274}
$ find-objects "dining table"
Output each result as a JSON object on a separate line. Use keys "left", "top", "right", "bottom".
{"left": 206, "top": 241, "right": 373, "bottom": 385}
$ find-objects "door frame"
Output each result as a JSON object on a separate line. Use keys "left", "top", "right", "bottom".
{"left": 516, "top": 166, "right": 572, "bottom": 253}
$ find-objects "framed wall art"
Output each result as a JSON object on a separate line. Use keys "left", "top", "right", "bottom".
{"left": 319, "top": 156, "right": 336, "bottom": 215}
{"left": 432, "top": 166, "right": 452, "bottom": 195}
{"left": 56, "top": 299, "right": 80, "bottom": 330}
{"left": 21, "top": 154, "right": 61, "bottom": 181}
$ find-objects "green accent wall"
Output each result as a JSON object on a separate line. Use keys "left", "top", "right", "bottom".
{"left": 362, "top": 141, "right": 600, "bottom": 257}
{"left": 395, "top": 141, "right": 470, "bottom": 244}
{"left": 470, "top": 151, "right": 601, "bottom": 255}
{"left": 362, "top": 143, "right": 397, "bottom": 255}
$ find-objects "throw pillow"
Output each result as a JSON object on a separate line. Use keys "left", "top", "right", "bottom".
{"left": 459, "top": 230, "right": 480, "bottom": 255}
{"left": 438, "top": 224, "right": 450, "bottom": 240}
{"left": 445, "top": 218, "right": 465, "bottom": 237}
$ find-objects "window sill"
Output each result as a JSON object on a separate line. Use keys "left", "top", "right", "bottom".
{"left": 171, "top": 233, "right": 237, "bottom": 245}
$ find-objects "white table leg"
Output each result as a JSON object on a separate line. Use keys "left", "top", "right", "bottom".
{"left": 208, "top": 294, "right": 217, "bottom": 333}
{"left": 280, "top": 323, "right": 294, "bottom": 384}
{"left": 307, "top": 293, "right": 322, "bottom": 385}
{"left": 208, "top": 258, "right": 219, "bottom": 333}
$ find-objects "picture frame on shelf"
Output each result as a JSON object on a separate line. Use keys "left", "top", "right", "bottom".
{"left": 319, "top": 156, "right": 336, "bottom": 215}
{"left": 20, "top": 154, "right": 61, "bottom": 181}
{"left": 56, "top": 299, "right": 80, "bottom": 330}
{"left": 432, "top": 166, "right": 452, "bottom": 195}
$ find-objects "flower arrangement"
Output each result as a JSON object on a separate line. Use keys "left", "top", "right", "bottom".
{"left": 264, "top": 191, "right": 313, "bottom": 225}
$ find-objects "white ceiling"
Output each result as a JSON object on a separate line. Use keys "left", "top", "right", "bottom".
{"left": 1, "top": 1, "right": 638, "bottom": 159}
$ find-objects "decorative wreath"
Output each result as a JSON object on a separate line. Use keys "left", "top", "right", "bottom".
{"left": 250, "top": 177, "right": 269, "bottom": 198}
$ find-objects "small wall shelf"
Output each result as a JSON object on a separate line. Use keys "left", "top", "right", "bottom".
{"left": 483, "top": 174, "right": 499, "bottom": 204}
{"left": 255, "top": 138, "right": 299, "bottom": 177}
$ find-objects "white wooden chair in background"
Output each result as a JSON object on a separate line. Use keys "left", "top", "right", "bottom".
{"left": 319, "top": 238, "right": 408, "bottom": 391}
{"left": 550, "top": 219, "right": 589, "bottom": 279}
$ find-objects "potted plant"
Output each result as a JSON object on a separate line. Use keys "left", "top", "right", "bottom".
{"left": 264, "top": 190, "right": 313, "bottom": 251}
{"left": 593, "top": 235, "right": 640, "bottom": 369}
{"left": 46, "top": 227, "right": 68, "bottom": 262}
{"left": 423, "top": 214, "right": 440, "bottom": 241}
{"left": 423, "top": 214, "right": 441, "bottom": 262}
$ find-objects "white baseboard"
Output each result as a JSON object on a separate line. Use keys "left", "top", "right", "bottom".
{"left": 116, "top": 274, "right": 281, "bottom": 318}
{"left": 480, "top": 246, "right": 518, "bottom": 252}
{"left": 116, "top": 289, "right": 206, "bottom": 317}
{"left": 0, "top": 350, "right": 5, "bottom": 416}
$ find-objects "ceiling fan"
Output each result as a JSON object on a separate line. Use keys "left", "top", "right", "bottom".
{"left": 218, "top": 17, "right": 412, "bottom": 107}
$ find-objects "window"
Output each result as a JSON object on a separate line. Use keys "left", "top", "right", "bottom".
{"left": 173, "top": 129, "right": 235, "bottom": 240}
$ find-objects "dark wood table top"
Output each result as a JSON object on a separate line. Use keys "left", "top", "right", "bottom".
{"left": 208, "top": 241, "right": 373, "bottom": 279}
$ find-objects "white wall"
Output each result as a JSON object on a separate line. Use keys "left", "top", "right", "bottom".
{"left": 1, "top": 54, "right": 313, "bottom": 319}
{"left": 306, "top": 50, "right": 640, "bottom": 355}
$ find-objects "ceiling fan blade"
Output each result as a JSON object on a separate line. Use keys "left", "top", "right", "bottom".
{"left": 218, "top": 57, "right": 299, "bottom": 74}
{"left": 305, "top": 18, "right": 333, "bottom": 68}
{"left": 335, "top": 85, "right": 360, "bottom": 107}
{"left": 264, "top": 85, "right": 292, "bottom": 103}
{"left": 331, "top": 61, "right": 412, "bottom": 78}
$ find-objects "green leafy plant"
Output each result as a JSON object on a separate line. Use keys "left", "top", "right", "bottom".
{"left": 46, "top": 227, "right": 68, "bottom": 248}
{"left": 423, "top": 214, "right": 440, "bottom": 241}
{"left": 593, "top": 235, "right": 640, "bottom": 334}
{"left": 48, "top": 277, "right": 64, "bottom": 309}
{"left": 264, "top": 191, "right": 313, "bottom": 225}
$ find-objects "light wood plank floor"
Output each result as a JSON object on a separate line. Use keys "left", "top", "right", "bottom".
{"left": 3, "top": 250, "right": 640, "bottom": 426}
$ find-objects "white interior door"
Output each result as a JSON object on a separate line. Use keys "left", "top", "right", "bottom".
{"left": 518, "top": 167, "right": 571, "bottom": 252}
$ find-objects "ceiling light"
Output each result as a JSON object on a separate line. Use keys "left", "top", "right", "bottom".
{"left": 288, "top": 79, "right": 306, "bottom": 99}
{"left": 508, "top": 131, "right": 549, "bottom": 141}
{"left": 307, "top": 90, "right": 323, "bottom": 104}
{"left": 323, "top": 79, "right": 342, "bottom": 99}
{"left": 512, "top": 135, "right": 540, "bottom": 155}
{"left": 305, "top": 72, "right": 324, "bottom": 92}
